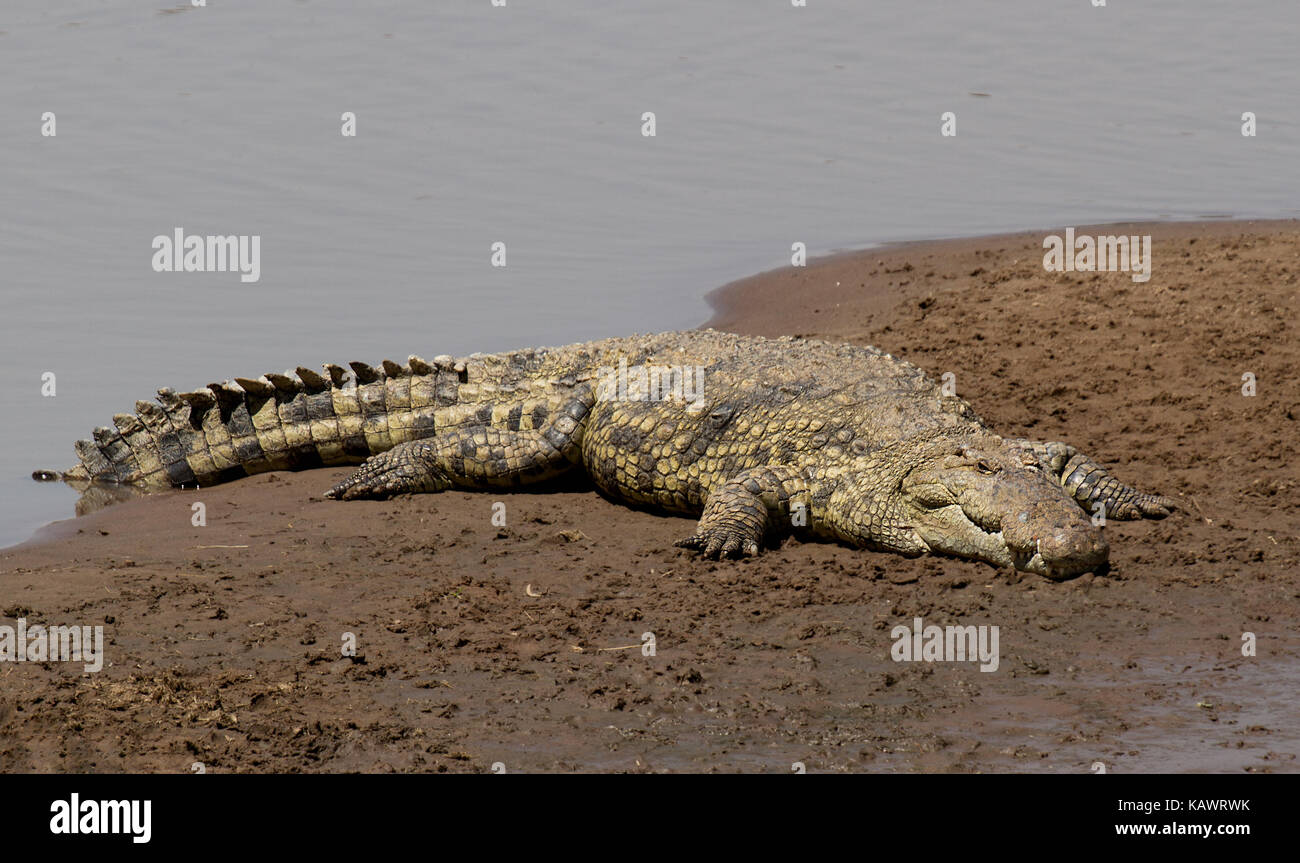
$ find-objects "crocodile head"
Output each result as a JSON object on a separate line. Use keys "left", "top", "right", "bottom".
{"left": 897, "top": 435, "right": 1108, "bottom": 579}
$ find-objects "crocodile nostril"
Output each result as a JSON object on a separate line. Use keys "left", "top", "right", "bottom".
{"left": 1037, "top": 528, "right": 1109, "bottom": 570}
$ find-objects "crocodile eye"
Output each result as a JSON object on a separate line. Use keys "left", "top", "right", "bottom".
{"left": 976, "top": 459, "right": 997, "bottom": 475}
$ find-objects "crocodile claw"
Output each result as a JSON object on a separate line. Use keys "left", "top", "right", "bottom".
{"left": 675, "top": 531, "right": 760, "bottom": 559}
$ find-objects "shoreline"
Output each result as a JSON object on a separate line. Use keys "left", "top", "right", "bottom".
{"left": 703, "top": 217, "right": 1300, "bottom": 336}
{"left": 3, "top": 218, "right": 1298, "bottom": 773}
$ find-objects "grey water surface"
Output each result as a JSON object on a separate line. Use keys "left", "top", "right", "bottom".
{"left": 2, "top": 0, "right": 1297, "bottom": 547}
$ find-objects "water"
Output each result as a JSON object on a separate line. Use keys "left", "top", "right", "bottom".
{"left": 2, "top": 0, "right": 1297, "bottom": 547}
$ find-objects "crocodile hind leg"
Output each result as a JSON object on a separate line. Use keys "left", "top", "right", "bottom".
{"left": 325, "top": 390, "right": 592, "bottom": 500}
{"left": 1007, "top": 439, "right": 1178, "bottom": 519}
{"left": 675, "top": 465, "right": 812, "bottom": 558}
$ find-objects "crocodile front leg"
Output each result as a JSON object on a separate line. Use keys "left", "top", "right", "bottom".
{"left": 326, "top": 389, "right": 592, "bottom": 500}
{"left": 1007, "top": 439, "right": 1178, "bottom": 519}
{"left": 675, "top": 465, "right": 812, "bottom": 558}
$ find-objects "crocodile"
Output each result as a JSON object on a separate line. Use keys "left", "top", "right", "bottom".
{"left": 35, "top": 330, "right": 1177, "bottom": 578}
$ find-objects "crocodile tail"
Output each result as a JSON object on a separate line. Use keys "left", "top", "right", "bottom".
{"left": 37, "top": 355, "right": 466, "bottom": 489}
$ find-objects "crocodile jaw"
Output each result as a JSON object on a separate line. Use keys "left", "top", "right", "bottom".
{"left": 911, "top": 504, "right": 1021, "bottom": 572}
{"left": 911, "top": 505, "right": 1106, "bottom": 578}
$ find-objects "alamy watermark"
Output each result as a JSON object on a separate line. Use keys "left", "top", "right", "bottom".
{"left": 890, "top": 616, "right": 999, "bottom": 672}
{"left": 0, "top": 618, "right": 104, "bottom": 672}
{"left": 50, "top": 793, "right": 150, "bottom": 844}
{"left": 596, "top": 357, "right": 705, "bottom": 405}
{"left": 1043, "top": 228, "right": 1151, "bottom": 283}
{"left": 152, "top": 227, "right": 261, "bottom": 283}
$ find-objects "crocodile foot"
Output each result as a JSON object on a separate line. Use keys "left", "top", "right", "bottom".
{"left": 674, "top": 482, "right": 771, "bottom": 559}
{"left": 675, "top": 527, "right": 761, "bottom": 559}
{"left": 325, "top": 441, "right": 450, "bottom": 500}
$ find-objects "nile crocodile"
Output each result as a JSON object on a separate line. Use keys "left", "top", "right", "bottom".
{"left": 35, "top": 330, "right": 1176, "bottom": 578}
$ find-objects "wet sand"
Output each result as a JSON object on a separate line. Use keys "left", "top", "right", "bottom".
{"left": 3, "top": 220, "right": 1298, "bottom": 773}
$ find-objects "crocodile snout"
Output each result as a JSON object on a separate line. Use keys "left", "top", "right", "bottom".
{"left": 1004, "top": 502, "right": 1108, "bottom": 579}
{"left": 1035, "top": 525, "right": 1108, "bottom": 578}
